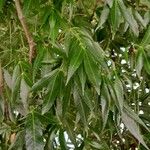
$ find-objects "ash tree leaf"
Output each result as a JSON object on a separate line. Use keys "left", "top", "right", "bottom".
{"left": 142, "top": 50, "right": 150, "bottom": 75}
{"left": 25, "top": 111, "right": 44, "bottom": 150}
{"left": 42, "top": 70, "right": 61, "bottom": 114}
{"left": 83, "top": 89, "right": 94, "bottom": 112}
{"left": 111, "top": 0, "right": 120, "bottom": 34}
{"left": 11, "top": 64, "right": 21, "bottom": 103}
{"left": 122, "top": 111, "right": 149, "bottom": 149}
{"left": 59, "top": 129, "right": 67, "bottom": 150}
{"left": 77, "top": 28, "right": 105, "bottom": 65}
{"left": 124, "top": 104, "right": 150, "bottom": 131}
{"left": 65, "top": 121, "right": 77, "bottom": 147}
{"left": 141, "top": 25, "right": 150, "bottom": 46}
{"left": 134, "top": 10, "right": 146, "bottom": 28}
{"left": 78, "top": 65, "right": 86, "bottom": 95}
{"left": 84, "top": 52, "right": 101, "bottom": 94}
{"left": 114, "top": 78, "right": 124, "bottom": 112}
{"left": 66, "top": 40, "right": 84, "bottom": 84}
{"left": 73, "top": 83, "right": 87, "bottom": 128}
{"left": 32, "top": 69, "right": 58, "bottom": 91}
{"left": 33, "top": 46, "right": 45, "bottom": 81}
{"left": 3, "top": 69, "right": 12, "bottom": 89}
{"left": 101, "top": 82, "right": 110, "bottom": 129}
{"left": 62, "top": 83, "right": 71, "bottom": 115}
{"left": 118, "top": 0, "right": 139, "bottom": 36}
{"left": 20, "top": 78, "right": 30, "bottom": 113}
{"left": 96, "top": 5, "right": 110, "bottom": 30}
{"left": 135, "top": 49, "right": 143, "bottom": 78}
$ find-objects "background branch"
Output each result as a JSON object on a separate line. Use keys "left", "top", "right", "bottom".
{"left": 14, "top": 0, "right": 36, "bottom": 63}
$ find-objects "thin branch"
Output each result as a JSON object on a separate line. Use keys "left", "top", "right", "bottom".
{"left": 14, "top": 0, "right": 36, "bottom": 63}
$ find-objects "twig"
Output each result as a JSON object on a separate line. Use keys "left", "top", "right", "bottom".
{"left": 14, "top": 0, "right": 36, "bottom": 63}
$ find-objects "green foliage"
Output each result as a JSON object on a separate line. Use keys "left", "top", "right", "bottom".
{"left": 0, "top": 0, "right": 150, "bottom": 149}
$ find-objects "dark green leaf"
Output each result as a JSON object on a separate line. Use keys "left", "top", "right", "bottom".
{"left": 59, "top": 129, "right": 67, "bottom": 150}
{"left": 111, "top": 0, "right": 120, "bottom": 34}
{"left": 122, "top": 111, "right": 149, "bottom": 149}
{"left": 114, "top": 78, "right": 124, "bottom": 112}
{"left": 20, "top": 78, "right": 29, "bottom": 112}
{"left": 118, "top": 0, "right": 139, "bottom": 36}
{"left": 135, "top": 49, "right": 143, "bottom": 78}
{"left": 3, "top": 69, "right": 12, "bottom": 89}
{"left": 141, "top": 25, "right": 150, "bottom": 46}
{"left": 78, "top": 65, "right": 86, "bottom": 95}
{"left": 84, "top": 52, "right": 101, "bottom": 94}
{"left": 32, "top": 69, "right": 58, "bottom": 91}
{"left": 42, "top": 71, "right": 61, "bottom": 114}
{"left": 11, "top": 65, "right": 21, "bottom": 103}
{"left": 66, "top": 41, "right": 84, "bottom": 84}
{"left": 73, "top": 83, "right": 87, "bottom": 127}
{"left": 25, "top": 111, "right": 44, "bottom": 150}
{"left": 96, "top": 5, "right": 110, "bottom": 30}
{"left": 101, "top": 82, "right": 110, "bottom": 129}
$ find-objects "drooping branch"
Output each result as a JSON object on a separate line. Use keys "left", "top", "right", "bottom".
{"left": 14, "top": 0, "right": 36, "bottom": 63}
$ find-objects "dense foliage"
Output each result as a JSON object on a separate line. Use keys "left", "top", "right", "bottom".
{"left": 0, "top": 0, "right": 150, "bottom": 149}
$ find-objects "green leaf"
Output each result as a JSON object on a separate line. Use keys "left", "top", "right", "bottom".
{"left": 101, "top": 82, "right": 110, "bottom": 129}
{"left": 134, "top": 10, "right": 146, "bottom": 28}
{"left": 78, "top": 65, "right": 86, "bottom": 95}
{"left": 118, "top": 0, "right": 139, "bottom": 36}
{"left": 73, "top": 83, "right": 87, "bottom": 127}
{"left": 141, "top": 25, "right": 150, "bottom": 46}
{"left": 25, "top": 111, "right": 44, "bottom": 150}
{"left": 114, "top": 78, "right": 124, "bottom": 112}
{"left": 122, "top": 111, "right": 149, "bottom": 149}
{"left": 59, "top": 129, "right": 67, "bottom": 150}
{"left": 33, "top": 46, "right": 45, "bottom": 81}
{"left": 135, "top": 49, "right": 143, "bottom": 78}
{"left": 96, "top": 5, "right": 110, "bottom": 30}
{"left": 143, "top": 51, "right": 150, "bottom": 75}
{"left": 12, "top": 64, "right": 21, "bottom": 86}
{"left": 83, "top": 89, "right": 94, "bottom": 112}
{"left": 124, "top": 104, "right": 150, "bottom": 131}
{"left": 62, "top": 83, "right": 71, "bottom": 115}
{"left": 11, "top": 65, "right": 21, "bottom": 103}
{"left": 32, "top": 69, "right": 58, "bottom": 91}
{"left": 23, "top": 73, "right": 33, "bottom": 87}
{"left": 65, "top": 121, "right": 77, "bottom": 147}
{"left": 20, "top": 78, "right": 29, "bottom": 112}
{"left": 84, "top": 52, "right": 101, "bottom": 94}
{"left": 111, "top": 0, "right": 120, "bottom": 34}
{"left": 3, "top": 69, "right": 12, "bottom": 89}
{"left": 66, "top": 41, "right": 84, "bottom": 84}
{"left": 42, "top": 71, "right": 61, "bottom": 114}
